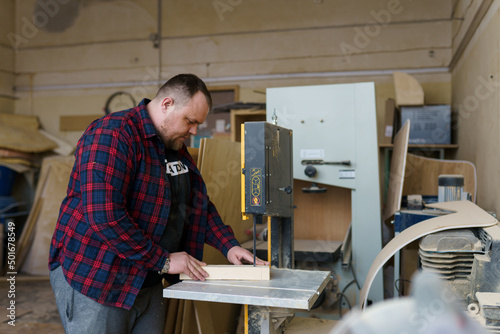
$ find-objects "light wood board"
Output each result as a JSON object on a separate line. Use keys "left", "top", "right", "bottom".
{"left": 180, "top": 265, "right": 270, "bottom": 281}
{"left": 186, "top": 147, "right": 199, "bottom": 166}
{"left": 0, "top": 122, "right": 57, "bottom": 153}
{"left": 403, "top": 153, "right": 477, "bottom": 202}
{"left": 198, "top": 138, "right": 253, "bottom": 265}
{"left": 59, "top": 114, "right": 103, "bottom": 132}
{"left": 360, "top": 200, "right": 499, "bottom": 309}
{"left": 294, "top": 179, "right": 351, "bottom": 241}
{"left": 393, "top": 71, "right": 424, "bottom": 107}
{"left": 383, "top": 121, "right": 410, "bottom": 222}
{"left": 18, "top": 156, "right": 75, "bottom": 275}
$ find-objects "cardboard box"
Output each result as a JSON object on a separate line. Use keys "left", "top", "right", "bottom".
{"left": 401, "top": 105, "right": 451, "bottom": 145}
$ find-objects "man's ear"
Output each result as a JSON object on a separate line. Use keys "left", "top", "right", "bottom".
{"left": 161, "top": 97, "right": 174, "bottom": 112}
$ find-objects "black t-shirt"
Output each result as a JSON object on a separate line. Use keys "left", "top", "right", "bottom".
{"left": 141, "top": 149, "right": 190, "bottom": 288}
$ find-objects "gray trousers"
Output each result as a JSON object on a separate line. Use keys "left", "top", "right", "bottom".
{"left": 50, "top": 266, "right": 166, "bottom": 334}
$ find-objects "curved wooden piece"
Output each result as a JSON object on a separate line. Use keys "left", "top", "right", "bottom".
{"left": 360, "top": 200, "right": 498, "bottom": 309}
{"left": 403, "top": 154, "right": 477, "bottom": 202}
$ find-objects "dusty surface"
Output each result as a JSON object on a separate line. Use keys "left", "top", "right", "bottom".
{"left": 0, "top": 277, "right": 64, "bottom": 334}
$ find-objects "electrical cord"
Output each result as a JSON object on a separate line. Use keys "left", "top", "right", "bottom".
{"left": 337, "top": 291, "right": 352, "bottom": 317}
{"left": 395, "top": 278, "right": 413, "bottom": 297}
{"left": 337, "top": 255, "right": 361, "bottom": 318}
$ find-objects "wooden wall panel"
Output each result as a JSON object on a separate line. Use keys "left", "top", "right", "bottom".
{"left": 451, "top": 1, "right": 500, "bottom": 214}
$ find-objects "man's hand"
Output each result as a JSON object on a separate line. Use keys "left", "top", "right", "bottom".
{"left": 168, "top": 252, "right": 208, "bottom": 281}
{"left": 227, "top": 246, "right": 270, "bottom": 266}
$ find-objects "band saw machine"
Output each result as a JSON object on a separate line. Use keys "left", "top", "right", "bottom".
{"left": 164, "top": 121, "right": 331, "bottom": 333}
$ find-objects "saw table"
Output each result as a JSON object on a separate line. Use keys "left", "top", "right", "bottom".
{"left": 163, "top": 267, "right": 331, "bottom": 333}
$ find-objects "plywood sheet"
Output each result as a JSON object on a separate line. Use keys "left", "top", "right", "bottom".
{"left": 0, "top": 123, "right": 57, "bottom": 153}
{"left": 168, "top": 138, "right": 249, "bottom": 334}
{"left": 360, "top": 200, "right": 498, "bottom": 309}
{"left": 383, "top": 121, "right": 410, "bottom": 222}
{"left": 180, "top": 265, "right": 270, "bottom": 281}
{"left": 294, "top": 179, "right": 351, "bottom": 241}
{"left": 393, "top": 71, "right": 424, "bottom": 106}
{"left": 193, "top": 301, "right": 216, "bottom": 334}
{"left": 198, "top": 138, "right": 253, "bottom": 265}
{"left": 59, "top": 114, "right": 102, "bottom": 132}
{"left": 19, "top": 156, "right": 75, "bottom": 275}
{"left": 0, "top": 113, "right": 39, "bottom": 131}
{"left": 186, "top": 147, "right": 199, "bottom": 166}
{"left": 403, "top": 154, "right": 477, "bottom": 202}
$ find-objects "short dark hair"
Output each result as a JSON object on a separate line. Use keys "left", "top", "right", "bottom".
{"left": 154, "top": 73, "right": 212, "bottom": 110}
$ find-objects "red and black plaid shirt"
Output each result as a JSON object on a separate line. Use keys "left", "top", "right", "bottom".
{"left": 49, "top": 99, "right": 239, "bottom": 310}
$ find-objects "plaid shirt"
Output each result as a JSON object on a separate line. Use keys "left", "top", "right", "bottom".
{"left": 49, "top": 99, "right": 239, "bottom": 310}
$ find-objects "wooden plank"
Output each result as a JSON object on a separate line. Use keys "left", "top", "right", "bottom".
{"left": 180, "top": 265, "right": 270, "bottom": 281}
{"left": 403, "top": 153, "right": 477, "bottom": 202}
{"left": 382, "top": 121, "right": 410, "bottom": 222}
{"left": 59, "top": 114, "right": 102, "bottom": 131}
{"left": 360, "top": 200, "right": 499, "bottom": 309}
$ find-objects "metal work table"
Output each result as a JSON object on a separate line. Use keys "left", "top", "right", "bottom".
{"left": 163, "top": 267, "right": 330, "bottom": 309}
{"left": 164, "top": 268, "right": 331, "bottom": 333}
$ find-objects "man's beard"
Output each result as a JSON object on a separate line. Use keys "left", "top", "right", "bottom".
{"left": 163, "top": 137, "right": 183, "bottom": 151}
{"left": 158, "top": 124, "right": 183, "bottom": 151}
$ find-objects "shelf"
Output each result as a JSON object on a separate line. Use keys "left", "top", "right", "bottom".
{"left": 379, "top": 144, "right": 458, "bottom": 149}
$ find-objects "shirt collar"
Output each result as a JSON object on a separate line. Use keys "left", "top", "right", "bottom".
{"left": 137, "top": 98, "right": 158, "bottom": 139}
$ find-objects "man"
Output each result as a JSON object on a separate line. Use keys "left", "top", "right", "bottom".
{"left": 49, "top": 73, "right": 268, "bottom": 333}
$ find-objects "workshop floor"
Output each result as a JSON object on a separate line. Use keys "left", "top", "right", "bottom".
{"left": 0, "top": 276, "right": 64, "bottom": 334}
